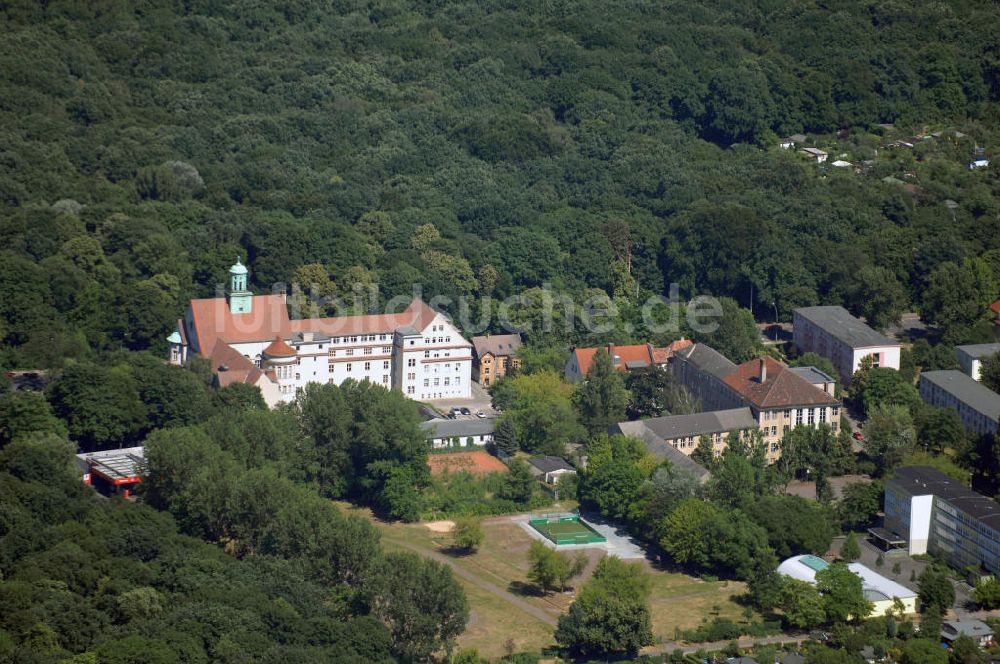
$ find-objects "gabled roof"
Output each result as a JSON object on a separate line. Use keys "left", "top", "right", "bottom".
{"left": 724, "top": 357, "right": 839, "bottom": 409}
{"left": 528, "top": 456, "right": 575, "bottom": 473}
{"left": 262, "top": 336, "right": 296, "bottom": 358}
{"left": 674, "top": 343, "right": 737, "bottom": 379}
{"left": 616, "top": 427, "right": 710, "bottom": 482}
{"left": 613, "top": 408, "right": 758, "bottom": 442}
{"left": 420, "top": 418, "right": 496, "bottom": 439}
{"left": 208, "top": 340, "right": 274, "bottom": 388}
{"left": 189, "top": 296, "right": 453, "bottom": 356}
{"left": 653, "top": 339, "right": 693, "bottom": 364}
{"left": 572, "top": 345, "right": 652, "bottom": 375}
{"left": 472, "top": 333, "right": 522, "bottom": 358}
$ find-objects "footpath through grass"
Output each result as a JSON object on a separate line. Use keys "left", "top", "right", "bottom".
{"left": 337, "top": 502, "right": 762, "bottom": 656}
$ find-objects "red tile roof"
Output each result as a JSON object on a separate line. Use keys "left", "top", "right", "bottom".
{"left": 262, "top": 336, "right": 296, "bottom": 358}
{"left": 208, "top": 340, "right": 273, "bottom": 388}
{"left": 652, "top": 339, "right": 694, "bottom": 364}
{"left": 572, "top": 340, "right": 692, "bottom": 376}
{"left": 723, "top": 357, "right": 838, "bottom": 409}
{"left": 991, "top": 298, "right": 1000, "bottom": 325}
{"left": 189, "top": 296, "right": 451, "bottom": 356}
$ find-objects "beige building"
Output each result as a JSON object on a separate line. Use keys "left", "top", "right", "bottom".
{"left": 723, "top": 357, "right": 841, "bottom": 463}
{"left": 471, "top": 333, "right": 522, "bottom": 385}
{"left": 611, "top": 408, "right": 759, "bottom": 460}
{"left": 671, "top": 347, "right": 842, "bottom": 464}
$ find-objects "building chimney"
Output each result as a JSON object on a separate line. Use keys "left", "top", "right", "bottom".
{"left": 758, "top": 358, "right": 767, "bottom": 383}
{"left": 607, "top": 343, "right": 615, "bottom": 358}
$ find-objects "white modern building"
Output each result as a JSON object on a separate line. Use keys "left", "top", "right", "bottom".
{"left": 885, "top": 466, "right": 1000, "bottom": 576}
{"left": 776, "top": 554, "right": 917, "bottom": 616}
{"left": 169, "top": 260, "right": 473, "bottom": 407}
{"left": 955, "top": 343, "right": 1000, "bottom": 381}
{"left": 793, "top": 306, "right": 901, "bottom": 384}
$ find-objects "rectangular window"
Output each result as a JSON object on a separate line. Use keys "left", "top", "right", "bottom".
{"left": 795, "top": 409, "right": 803, "bottom": 425}
{"left": 407, "top": 358, "right": 416, "bottom": 367}
{"left": 455, "top": 377, "right": 460, "bottom": 384}
{"left": 383, "top": 361, "right": 390, "bottom": 369}
{"left": 444, "top": 378, "right": 450, "bottom": 386}
{"left": 364, "top": 347, "right": 372, "bottom": 355}
{"left": 346, "top": 363, "right": 352, "bottom": 372}
{"left": 423, "top": 379, "right": 429, "bottom": 387}
{"left": 434, "top": 378, "right": 439, "bottom": 386}
{"left": 407, "top": 386, "right": 414, "bottom": 394}
{"left": 819, "top": 408, "right": 827, "bottom": 423}
{"left": 424, "top": 350, "right": 430, "bottom": 358}
{"left": 383, "top": 346, "right": 391, "bottom": 354}
{"left": 808, "top": 409, "right": 816, "bottom": 425}
{"left": 346, "top": 349, "right": 354, "bottom": 357}
{"left": 364, "top": 362, "right": 371, "bottom": 371}
{"left": 382, "top": 375, "right": 389, "bottom": 384}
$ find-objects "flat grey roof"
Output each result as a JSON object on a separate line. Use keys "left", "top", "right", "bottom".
{"left": 675, "top": 343, "right": 737, "bottom": 379}
{"left": 888, "top": 466, "right": 1000, "bottom": 529}
{"left": 956, "top": 343, "right": 1000, "bottom": 359}
{"left": 920, "top": 370, "right": 1000, "bottom": 423}
{"left": 794, "top": 306, "right": 897, "bottom": 348}
{"left": 614, "top": 408, "right": 757, "bottom": 442}
{"left": 790, "top": 366, "right": 837, "bottom": 384}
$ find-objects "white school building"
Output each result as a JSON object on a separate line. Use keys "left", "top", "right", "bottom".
{"left": 168, "top": 260, "right": 473, "bottom": 407}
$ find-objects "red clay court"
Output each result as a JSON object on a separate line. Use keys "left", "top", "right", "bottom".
{"left": 427, "top": 451, "right": 508, "bottom": 476}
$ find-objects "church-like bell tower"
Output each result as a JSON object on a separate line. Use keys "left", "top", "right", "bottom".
{"left": 228, "top": 258, "right": 253, "bottom": 314}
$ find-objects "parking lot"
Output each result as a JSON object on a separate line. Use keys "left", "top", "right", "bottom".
{"left": 429, "top": 380, "right": 497, "bottom": 420}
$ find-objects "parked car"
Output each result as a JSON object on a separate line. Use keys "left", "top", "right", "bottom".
{"left": 460, "top": 407, "right": 472, "bottom": 416}
{"left": 475, "top": 410, "right": 486, "bottom": 418}
{"left": 449, "top": 407, "right": 462, "bottom": 419}
{"left": 852, "top": 431, "right": 864, "bottom": 441}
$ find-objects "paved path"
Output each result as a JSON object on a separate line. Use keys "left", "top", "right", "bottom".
{"left": 383, "top": 537, "right": 558, "bottom": 627}
{"left": 645, "top": 633, "right": 809, "bottom": 656}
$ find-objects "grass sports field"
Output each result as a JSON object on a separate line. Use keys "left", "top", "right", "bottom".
{"left": 529, "top": 515, "right": 606, "bottom": 545}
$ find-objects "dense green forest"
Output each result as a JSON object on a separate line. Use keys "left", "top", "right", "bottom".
{"left": 0, "top": 385, "right": 475, "bottom": 662}
{"left": 2, "top": 0, "right": 1000, "bottom": 370}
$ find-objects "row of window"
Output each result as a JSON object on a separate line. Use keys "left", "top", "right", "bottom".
{"left": 330, "top": 346, "right": 393, "bottom": 357}
{"left": 424, "top": 336, "right": 452, "bottom": 344}
{"left": 423, "top": 377, "right": 460, "bottom": 387}
{"left": 329, "top": 334, "right": 389, "bottom": 344}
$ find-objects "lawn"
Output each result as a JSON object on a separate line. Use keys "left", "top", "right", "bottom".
{"left": 337, "top": 501, "right": 761, "bottom": 655}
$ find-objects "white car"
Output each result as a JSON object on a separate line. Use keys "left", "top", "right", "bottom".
{"left": 476, "top": 410, "right": 486, "bottom": 418}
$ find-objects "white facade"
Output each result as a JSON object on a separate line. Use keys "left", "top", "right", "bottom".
{"left": 908, "top": 494, "right": 934, "bottom": 555}
{"left": 777, "top": 555, "right": 917, "bottom": 616}
{"left": 793, "top": 307, "right": 901, "bottom": 384}
{"left": 956, "top": 343, "right": 1000, "bottom": 381}
{"left": 173, "top": 262, "right": 473, "bottom": 406}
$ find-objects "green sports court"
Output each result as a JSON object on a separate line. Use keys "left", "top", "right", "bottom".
{"left": 528, "top": 514, "right": 607, "bottom": 546}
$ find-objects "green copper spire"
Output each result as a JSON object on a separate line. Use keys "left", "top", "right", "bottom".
{"left": 228, "top": 258, "right": 252, "bottom": 314}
